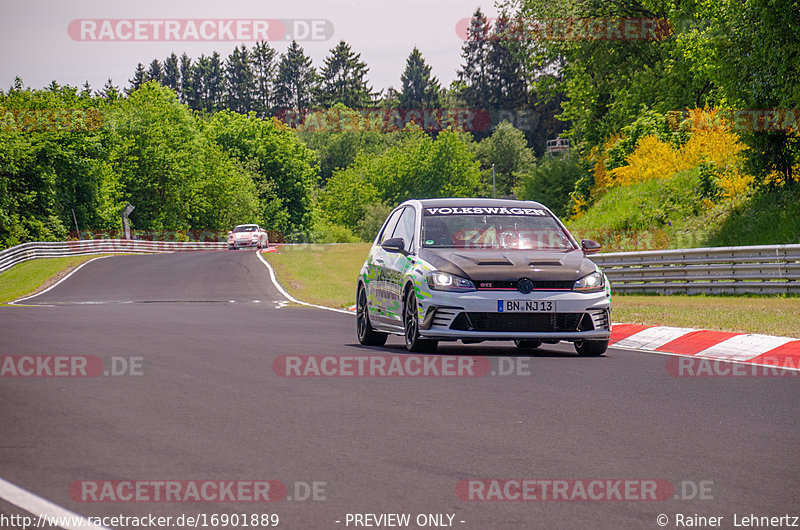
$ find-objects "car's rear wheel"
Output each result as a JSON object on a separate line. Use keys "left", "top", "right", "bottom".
{"left": 356, "top": 285, "right": 387, "bottom": 346}
{"left": 514, "top": 339, "right": 542, "bottom": 350}
{"left": 575, "top": 339, "right": 608, "bottom": 356}
{"left": 404, "top": 288, "right": 437, "bottom": 353}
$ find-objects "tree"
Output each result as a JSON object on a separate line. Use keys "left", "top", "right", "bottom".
{"left": 179, "top": 53, "right": 194, "bottom": 105}
{"left": 514, "top": 151, "right": 589, "bottom": 218}
{"left": 205, "top": 111, "right": 318, "bottom": 233}
{"left": 398, "top": 47, "right": 442, "bottom": 109}
{"left": 251, "top": 41, "right": 277, "bottom": 117}
{"left": 274, "top": 40, "right": 317, "bottom": 110}
{"left": 97, "top": 79, "right": 121, "bottom": 100}
{"left": 318, "top": 127, "right": 480, "bottom": 232}
{"left": 162, "top": 53, "right": 180, "bottom": 93}
{"left": 224, "top": 45, "right": 254, "bottom": 114}
{"left": 457, "top": 8, "right": 492, "bottom": 110}
{"left": 477, "top": 121, "right": 535, "bottom": 196}
{"left": 127, "top": 63, "right": 147, "bottom": 95}
{"left": 146, "top": 59, "right": 163, "bottom": 83}
{"left": 486, "top": 16, "right": 528, "bottom": 111}
{"left": 317, "top": 41, "right": 374, "bottom": 108}
{"left": 204, "top": 52, "right": 225, "bottom": 112}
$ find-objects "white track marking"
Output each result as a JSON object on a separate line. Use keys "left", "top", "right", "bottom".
{"left": 9, "top": 256, "right": 112, "bottom": 305}
{"left": 613, "top": 326, "right": 696, "bottom": 351}
{"left": 695, "top": 334, "right": 796, "bottom": 362}
{"left": 610, "top": 343, "right": 800, "bottom": 373}
{"left": 255, "top": 251, "right": 352, "bottom": 315}
{"left": 0, "top": 476, "right": 110, "bottom": 530}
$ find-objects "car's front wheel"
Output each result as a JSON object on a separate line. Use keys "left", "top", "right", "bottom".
{"left": 575, "top": 339, "right": 608, "bottom": 356}
{"left": 403, "top": 288, "right": 437, "bottom": 353}
{"left": 356, "top": 285, "right": 387, "bottom": 346}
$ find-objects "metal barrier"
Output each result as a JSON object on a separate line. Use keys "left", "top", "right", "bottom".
{"left": 3, "top": 240, "right": 799, "bottom": 295}
{"left": 591, "top": 244, "right": 800, "bottom": 294}
{"left": 0, "top": 240, "right": 226, "bottom": 273}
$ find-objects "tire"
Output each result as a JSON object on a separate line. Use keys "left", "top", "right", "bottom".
{"left": 403, "top": 288, "right": 438, "bottom": 353}
{"left": 575, "top": 339, "right": 608, "bottom": 357}
{"left": 514, "top": 339, "right": 542, "bottom": 350}
{"left": 227, "top": 245, "right": 235, "bottom": 251}
{"left": 356, "top": 285, "right": 387, "bottom": 346}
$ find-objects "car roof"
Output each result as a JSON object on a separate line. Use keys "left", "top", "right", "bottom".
{"left": 407, "top": 198, "right": 549, "bottom": 210}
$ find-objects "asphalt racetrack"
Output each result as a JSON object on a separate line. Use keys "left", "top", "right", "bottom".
{"left": 0, "top": 251, "right": 797, "bottom": 529}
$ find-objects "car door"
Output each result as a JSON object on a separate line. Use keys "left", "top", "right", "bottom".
{"left": 367, "top": 207, "right": 404, "bottom": 326}
{"left": 379, "top": 206, "right": 417, "bottom": 328}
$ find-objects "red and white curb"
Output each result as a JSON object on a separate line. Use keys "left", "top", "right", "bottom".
{"left": 610, "top": 324, "right": 800, "bottom": 370}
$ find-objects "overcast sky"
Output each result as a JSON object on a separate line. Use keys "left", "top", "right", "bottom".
{"left": 1, "top": 0, "right": 501, "bottom": 94}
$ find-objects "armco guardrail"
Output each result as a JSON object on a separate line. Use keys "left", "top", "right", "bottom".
{"left": 0, "top": 240, "right": 226, "bottom": 273}
{"left": 591, "top": 244, "right": 800, "bottom": 294}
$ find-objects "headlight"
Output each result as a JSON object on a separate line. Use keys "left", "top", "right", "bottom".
{"left": 573, "top": 271, "right": 605, "bottom": 293}
{"left": 426, "top": 271, "right": 476, "bottom": 292}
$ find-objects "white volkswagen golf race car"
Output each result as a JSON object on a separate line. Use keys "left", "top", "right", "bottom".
{"left": 355, "top": 198, "right": 611, "bottom": 355}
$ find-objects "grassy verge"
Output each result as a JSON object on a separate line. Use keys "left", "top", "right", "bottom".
{"left": 614, "top": 294, "right": 799, "bottom": 338}
{"left": 0, "top": 254, "right": 111, "bottom": 304}
{"left": 263, "top": 243, "right": 372, "bottom": 308}
{"left": 263, "top": 243, "right": 799, "bottom": 337}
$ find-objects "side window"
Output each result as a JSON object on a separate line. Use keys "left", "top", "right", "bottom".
{"left": 392, "top": 207, "right": 417, "bottom": 253}
{"left": 378, "top": 208, "right": 404, "bottom": 244}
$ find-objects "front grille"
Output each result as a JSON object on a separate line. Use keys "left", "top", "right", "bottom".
{"left": 474, "top": 280, "right": 573, "bottom": 291}
{"left": 450, "top": 312, "right": 585, "bottom": 332}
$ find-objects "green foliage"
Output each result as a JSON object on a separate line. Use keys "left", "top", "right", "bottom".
{"left": 317, "top": 41, "right": 374, "bottom": 108}
{"left": 309, "top": 218, "right": 361, "bottom": 244}
{"left": 399, "top": 48, "right": 442, "bottom": 109}
{"left": 0, "top": 81, "right": 322, "bottom": 247}
{"left": 356, "top": 202, "right": 393, "bottom": 242}
{"left": 317, "top": 126, "right": 480, "bottom": 233}
{"left": 605, "top": 108, "right": 675, "bottom": 171}
{"left": 274, "top": 40, "right": 317, "bottom": 109}
{"left": 514, "top": 151, "right": 589, "bottom": 217}
{"left": 476, "top": 121, "right": 535, "bottom": 196}
{"left": 297, "top": 104, "right": 397, "bottom": 184}
{"left": 204, "top": 109, "right": 317, "bottom": 233}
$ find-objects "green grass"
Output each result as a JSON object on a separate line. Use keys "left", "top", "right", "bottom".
{"left": 263, "top": 243, "right": 798, "bottom": 337}
{"left": 566, "top": 170, "right": 800, "bottom": 251}
{"left": 264, "top": 243, "right": 372, "bottom": 308}
{"left": 614, "top": 294, "right": 800, "bottom": 338}
{"left": 0, "top": 254, "right": 111, "bottom": 304}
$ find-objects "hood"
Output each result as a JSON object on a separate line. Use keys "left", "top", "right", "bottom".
{"left": 233, "top": 232, "right": 256, "bottom": 240}
{"left": 418, "top": 248, "right": 597, "bottom": 282}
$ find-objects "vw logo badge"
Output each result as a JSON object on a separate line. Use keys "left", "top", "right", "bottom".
{"left": 517, "top": 278, "right": 534, "bottom": 294}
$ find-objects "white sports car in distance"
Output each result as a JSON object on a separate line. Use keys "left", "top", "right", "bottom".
{"left": 227, "top": 224, "right": 269, "bottom": 250}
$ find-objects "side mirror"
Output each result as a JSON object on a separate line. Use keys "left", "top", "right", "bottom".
{"left": 381, "top": 237, "right": 407, "bottom": 255}
{"left": 227, "top": 231, "right": 232, "bottom": 236}
{"left": 581, "top": 239, "right": 601, "bottom": 255}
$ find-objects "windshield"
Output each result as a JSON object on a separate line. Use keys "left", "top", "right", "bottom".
{"left": 421, "top": 209, "right": 576, "bottom": 251}
{"left": 233, "top": 226, "right": 257, "bottom": 233}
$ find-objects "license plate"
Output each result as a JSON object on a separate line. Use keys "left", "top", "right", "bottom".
{"left": 498, "top": 300, "right": 556, "bottom": 313}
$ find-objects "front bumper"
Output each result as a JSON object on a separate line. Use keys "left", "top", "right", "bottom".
{"left": 417, "top": 289, "right": 611, "bottom": 341}
{"left": 231, "top": 239, "right": 259, "bottom": 248}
